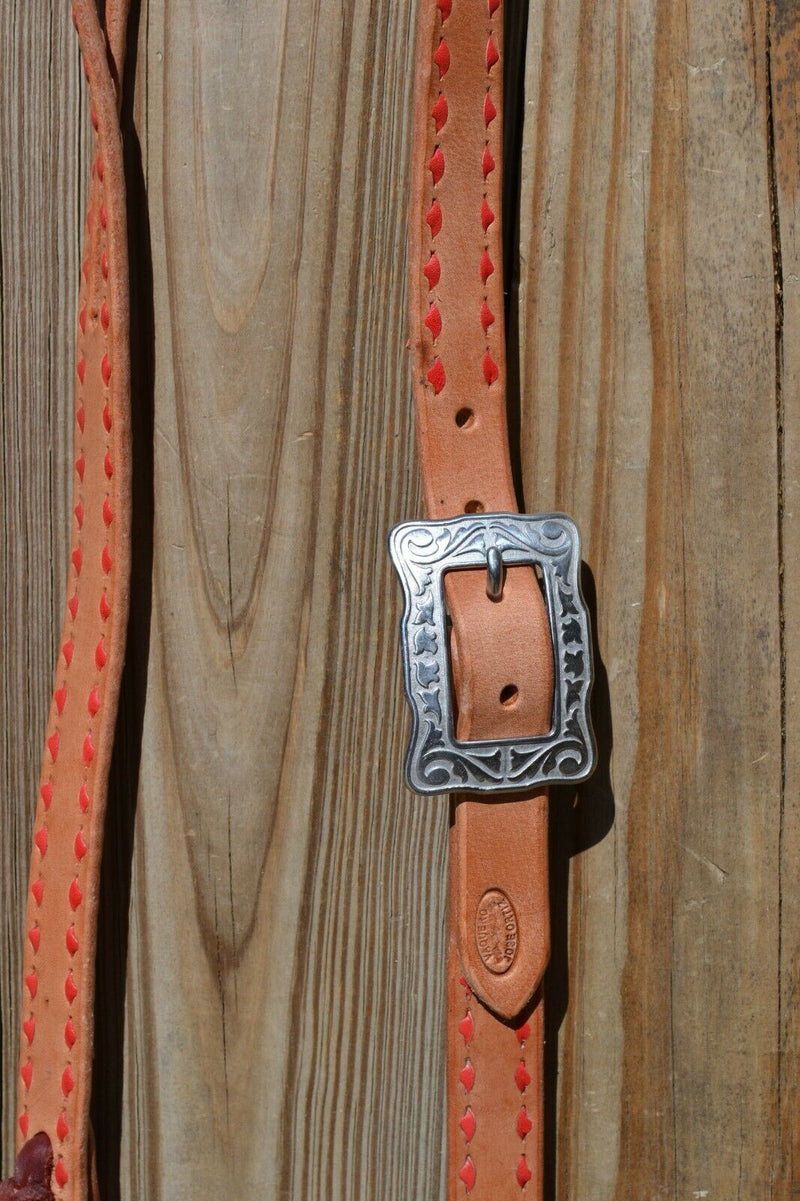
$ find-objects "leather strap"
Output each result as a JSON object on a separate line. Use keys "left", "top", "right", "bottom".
{"left": 408, "top": 1, "right": 553, "bottom": 1195}
{"left": 4, "top": 3, "right": 131, "bottom": 1197}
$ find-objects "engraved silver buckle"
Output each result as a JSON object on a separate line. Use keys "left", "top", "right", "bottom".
{"left": 388, "top": 512, "right": 597, "bottom": 795}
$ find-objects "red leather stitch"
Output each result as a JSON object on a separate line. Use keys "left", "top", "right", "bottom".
{"left": 515, "top": 1060, "right": 531, "bottom": 1092}
{"left": 71, "top": 547, "right": 83, "bottom": 576}
{"left": 82, "top": 733, "right": 95, "bottom": 766}
{"left": 458, "top": 1010, "right": 474, "bottom": 1044}
{"left": 18, "top": 1113, "right": 28, "bottom": 1139}
{"left": 47, "top": 732, "right": 59, "bottom": 763}
{"left": 95, "top": 637, "right": 107, "bottom": 669}
{"left": 459, "top": 1157, "right": 476, "bottom": 1192}
{"left": 101, "top": 250, "right": 109, "bottom": 280}
{"left": 76, "top": 358, "right": 86, "bottom": 384}
{"left": 23, "top": 1018, "right": 35, "bottom": 1045}
{"left": 423, "top": 254, "right": 441, "bottom": 287}
{"left": 101, "top": 353, "right": 111, "bottom": 385}
{"left": 432, "top": 94, "right": 449, "bottom": 132}
{"left": 483, "top": 93, "right": 497, "bottom": 126}
{"left": 482, "top": 146, "right": 495, "bottom": 178}
{"left": 64, "top": 973, "right": 77, "bottom": 1004}
{"left": 99, "top": 203, "right": 107, "bottom": 230}
{"left": 480, "top": 251, "right": 494, "bottom": 284}
{"left": 79, "top": 784, "right": 90, "bottom": 813}
{"left": 104, "top": 450, "right": 113, "bottom": 478}
{"left": 68, "top": 879, "right": 82, "bottom": 911}
{"left": 429, "top": 146, "right": 445, "bottom": 185}
{"left": 27, "top": 927, "right": 40, "bottom": 953}
{"left": 425, "top": 304, "right": 442, "bottom": 339}
{"left": 460, "top": 1106, "right": 476, "bottom": 1142}
{"left": 516, "top": 1020, "right": 530, "bottom": 1044}
{"left": 102, "top": 545, "right": 113, "bottom": 573}
{"left": 426, "top": 201, "right": 442, "bottom": 238}
{"left": 25, "top": 972, "right": 37, "bottom": 1000}
{"left": 485, "top": 36, "right": 499, "bottom": 69}
{"left": 516, "top": 1106, "right": 532, "bottom": 1138}
{"left": 56, "top": 1114, "right": 69, "bottom": 1142}
{"left": 103, "top": 402, "right": 112, "bottom": 433}
{"left": 480, "top": 300, "right": 494, "bottom": 331}
{"left": 434, "top": 39, "right": 450, "bottom": 77}
{"left": 64, "top": 1020, "right": 76, "bottom": 1050}
{"left": 34, "top": 828, "right": 48, "bottom": 857}
{"left": 54, "top": 1159, "right": 68, "bottom": 1188}
{"left": 31, "top": 880, "right": 43, "bottom": 906}
{"left": 88, "top": 687, "right": 100, "bottom": 716}
{"left": 427, "top": 359, "right": 446, "bottom": 394}
{"left": 76, "top": 405, "right": 85, "bottom": 433}
{"left": 516, "top": 1156, "right": 532, "bottom": 1187}
{"left": 74, "top": 501, "right": 84, "bottom": 530}
{"left": 482, "top": 351, "right": 499, "bottom": 384}
{"left": 99, "top": 593, "right": 111, "bottom": 621}
{"left": 20, "top": 1062, "right": 32, "bottom": 1091}
{"left": 74, "top": 830, "right": 87, "bottom": 860}
{"left": 79, "top": 307, "right": 87, "bottom": 334}
{"left": 65, "top": 926, "right": 78, "bottom": 956}
{"left": 62, "top": 638, "right": 74, "bottom": 667}
{"left": 481, "top": 198, "right": 494, "bottom": 230}
{"left": 40, "top": 783, "right": 53, "bottom": 809}
{"left": 459, "top": 1059, "right": 475, "bottom": 1091}
{"left": 75, "top": 453, "right": 85, "bottom": 482}
{"left": 438, "top": 0, "right": 452, "bottom": 18}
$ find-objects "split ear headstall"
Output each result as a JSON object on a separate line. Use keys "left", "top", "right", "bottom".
{"left": 3, "top": 2, "right": 595, "bottom": 1198}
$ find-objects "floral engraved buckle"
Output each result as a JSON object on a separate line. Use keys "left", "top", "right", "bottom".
{"left": 388, "top": 513, "right": 596, "bottom": 795}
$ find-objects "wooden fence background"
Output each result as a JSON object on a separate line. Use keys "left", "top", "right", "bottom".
{"left": 1, "top": 0, "right": 797, "bottom": 1197}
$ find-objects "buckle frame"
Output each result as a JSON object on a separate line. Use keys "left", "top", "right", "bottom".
{"left": 388, "top": 512, "right": 596, "bottom": 795}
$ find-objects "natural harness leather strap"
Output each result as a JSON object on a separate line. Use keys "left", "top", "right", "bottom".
{"left": 3, "top": 2, "right": 131, "bottom": 1197}
{"left": 410, "top": 2, "right": 551, "bottom": 1194}
{"left": 392, "top": 0, "right": 595, "bottom": 1195}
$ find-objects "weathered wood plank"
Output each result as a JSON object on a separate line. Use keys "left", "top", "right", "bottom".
{"left": 116, "top": 1, "right": 445, "bottom": 1197}
{"left": 519, "top": 0, "right": 791, "bottom": 1196}
{"left": 771, "top": 0, "right": 800, "bottom": 1192}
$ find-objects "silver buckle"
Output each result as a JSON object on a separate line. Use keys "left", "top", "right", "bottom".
{"left": 388, "top": 512, "right": 596, "bottom": 795}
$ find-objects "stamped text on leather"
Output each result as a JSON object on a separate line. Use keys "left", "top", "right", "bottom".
{"left": 475, "top": 889, "right": 518, "bottom": 975}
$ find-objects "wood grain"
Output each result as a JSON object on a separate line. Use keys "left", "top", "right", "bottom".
{"left": 519, "top": 0, "right": 795, "bottom": 1195}
{"left": 0, "top": 0, "right": 797, "bottom": 1197}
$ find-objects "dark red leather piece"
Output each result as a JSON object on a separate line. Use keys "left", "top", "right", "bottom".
{"left": 0, "top": 1134, "right": 55, "bottom": 1201}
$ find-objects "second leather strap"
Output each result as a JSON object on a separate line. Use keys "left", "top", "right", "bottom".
{"left": 408, "top": 0, "right": 553, "bottom": 1196}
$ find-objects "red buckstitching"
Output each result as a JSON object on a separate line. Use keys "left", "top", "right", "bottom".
{"left": 457, "top": 974, "right": 475, "bottom": 1192}
{"left": 480, "top": 0, "right": 500, "bottom": 399}
{"left": 425, "top": 1, "right": 450, "bottom": 398}
{"left": 20, "top": 85, "right": 119, "bottom": 1175}
{"left": 515, "top": 1012, "right": 530, "bottom": 1189}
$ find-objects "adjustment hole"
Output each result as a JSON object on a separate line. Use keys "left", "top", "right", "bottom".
{"left": 455, "top": 407, "right": 474, "bottom": 429}
{"left": 464, "top": 499, "right": 484, "bottom": 514}
{"left": 499, "top": 684, "right": 518, "bottom": 707}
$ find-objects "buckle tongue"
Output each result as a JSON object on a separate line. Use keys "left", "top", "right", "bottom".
{"left": 388, "top": 512, "right": 596, "bottom": 795}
